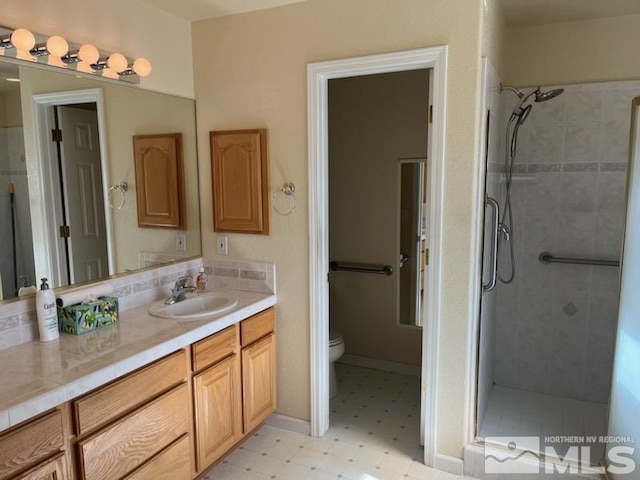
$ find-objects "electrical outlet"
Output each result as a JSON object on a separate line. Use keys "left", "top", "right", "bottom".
{"left": 217, "top": 236, "right": 228, "bottom": 255}
{"left": 175, "top": 233, "right": 186, "bottom": 252}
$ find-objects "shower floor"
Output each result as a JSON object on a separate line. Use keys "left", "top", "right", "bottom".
{"left": 479, "top": 385, "right": 608, "bottom": 464}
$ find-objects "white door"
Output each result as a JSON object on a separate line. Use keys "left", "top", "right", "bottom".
{"left": 58, "top": 105, "right": 108, "bottom": 283}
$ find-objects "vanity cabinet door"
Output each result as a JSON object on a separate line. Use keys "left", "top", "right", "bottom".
{"left": 210, "top": 129, "right": 269, "bottom": 234}
{"left": 193, "top": 354, "right": 243, "bottom": 472}
{"left": 13, "top": 453, "right": 67, "bottom": 480}
{"left": 242, "top": 333, "right": 277, "bottom": 433}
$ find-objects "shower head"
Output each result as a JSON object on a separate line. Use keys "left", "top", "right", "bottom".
{"left": 514, "top": 104, "right": 532, "bottom": 125}
{"left": 534, "top": 88, "right": 564, "bottom": 102}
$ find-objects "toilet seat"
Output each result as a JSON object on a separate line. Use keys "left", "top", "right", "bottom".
{"left": 329, "top": 329, "right": 343, "bottom": 347}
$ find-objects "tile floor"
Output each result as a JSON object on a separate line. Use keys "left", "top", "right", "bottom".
{"left": 478, "top": 385, "right": 608, "bottom": 463}
{"left": 203, "top": 363, "right": 469, "bottom": 480}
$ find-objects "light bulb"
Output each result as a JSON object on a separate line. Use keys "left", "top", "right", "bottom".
{"left": 46, "top": 36, "right": 68, "bottom": 57}
{"left": 107, "top": 53, "right": 128, "bottom": 73}
{"left": 132, "top": 57, "right": 152, "bottom": 77}
{"left": 78, "top": 44, "right": 99, "bottom": 64}
{"left": 11, "top": 29, "right": 35, "bottom": 51}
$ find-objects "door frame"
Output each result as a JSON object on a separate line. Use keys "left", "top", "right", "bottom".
{"left": 307, "top": 46, "right": 447, "bottom": 466}
{"left": 31, "top": 88, "right": 114, "bottom": 286}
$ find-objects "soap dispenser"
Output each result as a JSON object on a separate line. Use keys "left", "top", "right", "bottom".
{"left": 196, "top": 264, "right": 208, "bottom": 292}
{"left": 18, "top": 276, "right": 37, "bottom": 297}
{"left": 36, "top": 278, "right": 59, "bottom": 342}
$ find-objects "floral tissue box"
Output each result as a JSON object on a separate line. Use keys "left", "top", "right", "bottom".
{"left": 58, "top": 296, "right": 119, "bottom": 335}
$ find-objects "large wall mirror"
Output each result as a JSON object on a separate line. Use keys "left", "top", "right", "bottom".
{"left": 0, "top": 60, "right": 201, "bottom": 303}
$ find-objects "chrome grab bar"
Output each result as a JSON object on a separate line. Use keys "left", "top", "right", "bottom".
{"left": 483, "top": 197, "right": 500, "bottom": 292}
{"left": 539, "top": 252, "right": 620, "bottom": 267}
{"left": 329, "top": 261, "right": 393, "bottom": 276}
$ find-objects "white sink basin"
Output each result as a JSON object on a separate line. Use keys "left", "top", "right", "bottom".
{"left": 148, "top": 292, "right": 239, "bottom": 320}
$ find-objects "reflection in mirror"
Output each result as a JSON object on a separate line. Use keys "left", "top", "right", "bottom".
{"left": 398, "top": 161, "right": 427, "bottom": 327}
{"left": 0, "top": 61, "right": 201, "bottom": 303}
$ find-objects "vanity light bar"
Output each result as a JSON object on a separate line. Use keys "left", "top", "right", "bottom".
{"left": 0, "top": 25, "right": 151, "bottom": 83}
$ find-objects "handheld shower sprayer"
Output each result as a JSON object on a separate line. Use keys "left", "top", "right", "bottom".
{"left": 500, "top": 83, "right": 565, "bottom": 123}
{"left": 494, "top": 83, "right": 564, "bottom": 284}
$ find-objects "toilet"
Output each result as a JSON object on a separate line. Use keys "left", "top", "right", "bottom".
{"left": 329, "top": 329, "right": 345, "bottom": 399}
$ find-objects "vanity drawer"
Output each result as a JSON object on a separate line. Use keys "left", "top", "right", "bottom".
{"left": 240, "top": 307, "right": 275, "bottom": 347}
{"left": 78, "top": 383, "right": 190, "bottom": 480}
{"left": 192, "top": 324, "right": 238, "bottom": 372}
{"left": 74, "top": 349, "right": 188, "bottom": 435}
{"left": 124, "top": 434, "right": 191, "bottom": 480}
{"left": 0, "top": 410, "right": 63, "bottom": 479}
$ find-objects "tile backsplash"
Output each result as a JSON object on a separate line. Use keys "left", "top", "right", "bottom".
{"left": 0, "top": 257, "right": 275, "bottom": 351}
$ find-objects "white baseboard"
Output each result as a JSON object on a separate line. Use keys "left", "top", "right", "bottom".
{"left": 265, "top": 413, "right": 311, "bottom": 436}
{"left": 339, "top": 353, "right": 421, "bottom": 377}
{"left": 435, "top": 453, "right": 465, "bottom": 476}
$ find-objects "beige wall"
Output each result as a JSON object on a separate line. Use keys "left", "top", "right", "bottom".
{"left": 504, "top": 14, "right": 640, "bottom": 87}
{"left": 0, "top": 0, "right": 193, "bottom": 98}
{"left": 328, "top": 71, "right": 427, "bottom": 367}
{"left": 19, "top": 66, "right": 200, "bottom": 278}
{"left": 482, "top": 0, "right": 507, "bottom": 78}
{"left": 194, "top": 0, "right": 484, "bottom": 458}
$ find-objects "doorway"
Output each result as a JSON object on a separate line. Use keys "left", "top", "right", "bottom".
{"left": 308, "top": 46, "right": 447, "bottom": 466}
{"left": 31, "top": 89, "right": 114, "bottom": 288}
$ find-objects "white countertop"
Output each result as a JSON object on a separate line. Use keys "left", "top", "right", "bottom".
{"left": 0, "top": 290, "right": 276, "bottom": 433}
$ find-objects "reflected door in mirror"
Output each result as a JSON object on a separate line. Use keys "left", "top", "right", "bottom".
{"left": 58, "top": 105, "right": 108, "bottom": 283}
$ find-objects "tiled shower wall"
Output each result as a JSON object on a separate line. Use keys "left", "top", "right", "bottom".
{"left": 495, "top": 80, "right": 638, "bottom": 403}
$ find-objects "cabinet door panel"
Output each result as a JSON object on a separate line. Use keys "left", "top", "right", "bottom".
{"left": 78, "top": 383, "right": 189, "bottom": 480}
{"left": 194, "top": 354, "right": 242, "bottom": 472}
{"left": 133, "top": 133, "right": 185, "bottom": 229}
{"left": 13, "top": 453, "right": 67, "bottom": 480}
{"left": 242, "top": 334, "right": 277, "bottom": 433}
{"left": 210, "top": 129, "right": 269, "bottom": 234}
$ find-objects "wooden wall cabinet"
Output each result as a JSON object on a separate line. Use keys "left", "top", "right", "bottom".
{"left": 210, "top": 129, "right": 269, "bottom": 234}
{"left": 133, "top": 133, "right": 186, "bottom": 229}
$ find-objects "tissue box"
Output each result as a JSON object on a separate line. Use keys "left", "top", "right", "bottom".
{"left": 58, "top": 296, "right": 119, "bottom": 335}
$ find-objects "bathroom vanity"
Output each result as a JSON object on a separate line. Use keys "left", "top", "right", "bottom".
{"left": 0, "top": 291, "right": 276, "bottom": 480}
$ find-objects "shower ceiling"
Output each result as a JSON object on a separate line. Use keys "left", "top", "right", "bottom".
{"left": 499, "top": 0, "right": 640, "bottom": 28}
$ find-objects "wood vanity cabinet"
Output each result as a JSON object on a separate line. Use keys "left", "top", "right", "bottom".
{"left": 0, "top": 410, "right": 66, "bottom": 480}
{"left": 210, "top": 129, "right": 270, "bottom": 234}
{"left": 240, "top": 308, "right": 277, "bottom": 433}
{"left": 192, "top": 325, "right": 243, "bottom": 473}
{"left": 191, "top": 307, "right": 277, "bottom": 473}
{"left": 1, "top": 306, "right": 277, "bottom": 480}
{"left": 73, "top": 349, "right": 192, "bottom": 480}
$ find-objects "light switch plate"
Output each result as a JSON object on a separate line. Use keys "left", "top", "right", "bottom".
{"left": 175, "top": 232, "right": 186, "bottom": 251}
{"left": 217, "top": 236, "right": 228, "bottom": 255}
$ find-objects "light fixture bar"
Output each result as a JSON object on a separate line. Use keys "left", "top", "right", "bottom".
{"left": 0, "top": 25, "right": 151, "bottom": 84}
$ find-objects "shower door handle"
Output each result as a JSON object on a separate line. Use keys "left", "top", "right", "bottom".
{"left": 483, "top": 196, "right": 499, "bottom": 293}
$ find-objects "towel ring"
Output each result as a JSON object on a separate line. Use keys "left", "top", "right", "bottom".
{"left": 108, "top": 181, "right": 128, "bottom": 210}
{"left": 272, "top": 182, "right": 296, "bottom": 216}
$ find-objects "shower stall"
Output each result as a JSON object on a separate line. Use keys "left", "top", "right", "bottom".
{"left": 476, "top": 65, "right": 636, "bottom": 466}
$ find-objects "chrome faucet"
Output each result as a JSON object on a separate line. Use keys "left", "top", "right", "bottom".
{"left": 165, "top": 276, "right": 197, "bottom": 305}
